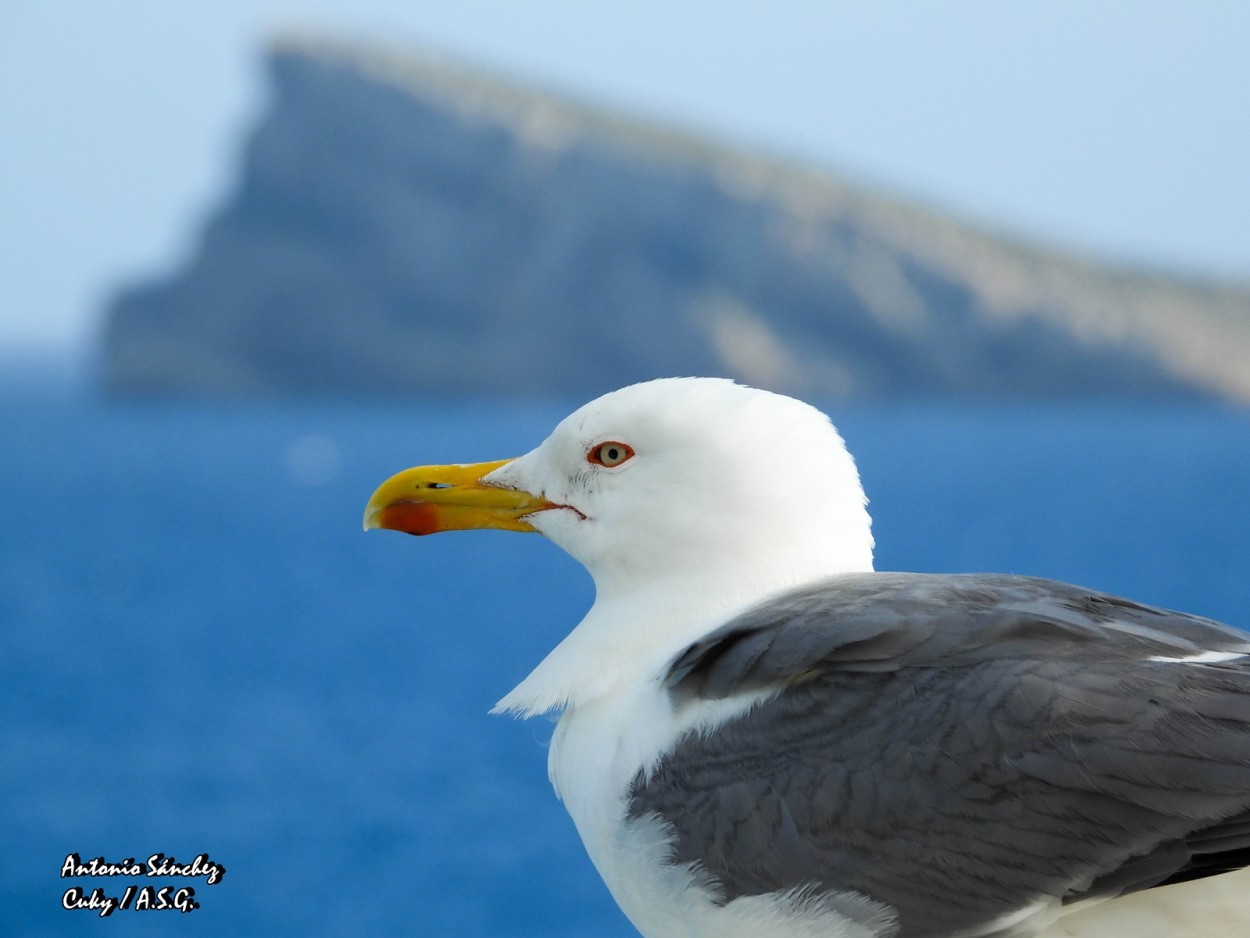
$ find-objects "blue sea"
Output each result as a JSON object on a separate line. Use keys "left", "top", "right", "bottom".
{"left": 3, "top": 376, "right": 1249, "bottom": 936}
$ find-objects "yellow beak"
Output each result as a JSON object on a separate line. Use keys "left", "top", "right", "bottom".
{"left": 363, "top": 459, "right": 551, "bottom": 535}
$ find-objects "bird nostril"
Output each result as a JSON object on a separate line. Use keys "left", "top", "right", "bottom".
{"left": 427, "top": 482, "right": 453, "bottom": 490}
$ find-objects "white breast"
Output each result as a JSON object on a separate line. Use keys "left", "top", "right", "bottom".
{"left": 547, "top": 682, "right": 692, "bottom": 916}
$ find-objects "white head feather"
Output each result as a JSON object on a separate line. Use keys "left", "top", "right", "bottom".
{"left": 486, "top": 378, "right": 874, "bottom": 716}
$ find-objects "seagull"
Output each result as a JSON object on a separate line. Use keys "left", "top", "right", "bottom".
{"left": 364, "top": 377, "right": 1250, "bottom": 938}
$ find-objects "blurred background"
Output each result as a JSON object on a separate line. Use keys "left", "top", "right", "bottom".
{"left": 3, "top": 2, "right": 1249, "bottom": 935}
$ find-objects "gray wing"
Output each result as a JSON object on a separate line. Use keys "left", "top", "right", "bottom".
{"left": 629, "top": 573, "right": 1250, "bottom": 938}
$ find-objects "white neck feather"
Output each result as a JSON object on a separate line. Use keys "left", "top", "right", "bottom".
{"left": 493, "top": 535, "right": 872, "bottom": 717}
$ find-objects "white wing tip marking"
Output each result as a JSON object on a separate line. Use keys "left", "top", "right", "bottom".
{"left": 1148, "top": 650, "right": 1248, "bottom": 664}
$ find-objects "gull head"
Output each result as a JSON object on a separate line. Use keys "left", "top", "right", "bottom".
{"left": 365, "top": 377, "right": 875, "bottom": 600}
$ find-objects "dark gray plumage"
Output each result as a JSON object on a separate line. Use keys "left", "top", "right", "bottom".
{"left": 629, "top": 573, "right": 1250, "bottom": 938}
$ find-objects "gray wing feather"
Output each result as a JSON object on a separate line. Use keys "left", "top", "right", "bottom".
{"left": 666, "top": 574, "right": 1250, "bottom": 699}
{"left": 632, "top": 573, "right": 1250, "bottom": 938}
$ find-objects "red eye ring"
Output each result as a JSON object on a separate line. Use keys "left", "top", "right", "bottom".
{"left": 588, "top": 441, "right": 635, "bottom": 468}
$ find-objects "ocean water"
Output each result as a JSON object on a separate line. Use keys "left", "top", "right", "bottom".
{"left": 2, "top": 383, "right": 1249, "bottom": 936}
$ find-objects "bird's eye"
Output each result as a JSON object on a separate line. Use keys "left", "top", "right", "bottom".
{"left": 588, "top": 441, "right": 635, "bottom": 468}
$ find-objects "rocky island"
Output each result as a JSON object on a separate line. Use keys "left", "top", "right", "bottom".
{"left": 102, "top": 36, "right": 1250, "bottom": 402}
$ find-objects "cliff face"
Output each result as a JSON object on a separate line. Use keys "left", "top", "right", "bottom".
{"left": 103, "top": 38, "right": 1250, "bottom": 401}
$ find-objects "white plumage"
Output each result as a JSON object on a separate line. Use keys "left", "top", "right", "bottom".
{"left": 366, "top": 377, "right": 1250, "bottom": 938}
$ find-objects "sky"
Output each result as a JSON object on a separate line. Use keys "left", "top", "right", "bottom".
{"left": 2, "top": 1, "right": 1249, "bottom": 355}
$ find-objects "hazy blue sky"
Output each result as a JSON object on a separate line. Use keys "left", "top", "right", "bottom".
{"left": 2, "top": 1, "right": 1248, "bottom": 353}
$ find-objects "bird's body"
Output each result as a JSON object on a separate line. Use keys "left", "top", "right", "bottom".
{"left": 540, "top": 574, "right": 1250, "bottom": 938}
{"left": 365, "top": 378, "right": 1250, "bottom": 937}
